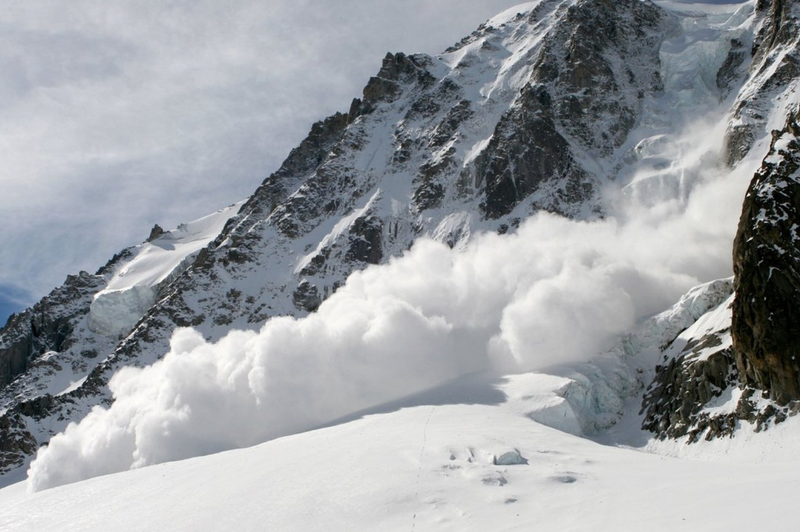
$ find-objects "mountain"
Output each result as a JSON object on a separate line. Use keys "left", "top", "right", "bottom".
{"left": 1, "top": 0, "right": 799, "bottom": 510}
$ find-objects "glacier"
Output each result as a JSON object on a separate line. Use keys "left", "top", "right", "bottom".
{"left": 88, "top": 203, "right": 242, "bottom": 337}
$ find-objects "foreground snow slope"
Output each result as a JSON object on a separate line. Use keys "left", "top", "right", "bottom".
{"left": 1, "top": 374, "right": 797, "bottom": 531}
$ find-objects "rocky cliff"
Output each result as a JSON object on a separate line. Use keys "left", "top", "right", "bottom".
{"left": 733, "top": 107, "right": 800, "bottom": 405}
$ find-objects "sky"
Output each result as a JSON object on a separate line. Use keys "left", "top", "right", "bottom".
{"left": 0, "top": 0, "right": 523, "bottom": 325}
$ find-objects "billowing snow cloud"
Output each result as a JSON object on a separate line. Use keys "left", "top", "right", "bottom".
{"left": 26, "top": 135, "right": 755, "bottom": 491}
{"left": 24, "top": 0, "right": 762, "bottom": 491}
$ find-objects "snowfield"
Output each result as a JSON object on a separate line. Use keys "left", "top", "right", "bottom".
{"left": 1, "top": 374, "right": 798, "bottom": 531}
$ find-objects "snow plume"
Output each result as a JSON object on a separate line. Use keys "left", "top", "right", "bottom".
{"left": 26, "top": 98, "right": 764, "bottom": 492}
{"left": 26, "top": 149, "right": 754, "bottom": 492}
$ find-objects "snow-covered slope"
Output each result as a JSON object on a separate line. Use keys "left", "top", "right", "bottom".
{"left": 3, "top": 374, "right": 800, "bottom": 531}
{"left": 1, "top": 0, "right": 800, "bottom": 516}
{"left": 89, "top": 203, "right": 243, "bottom": 338}
{"left": 0, "top": 204, "right": 241, "bottom": 476}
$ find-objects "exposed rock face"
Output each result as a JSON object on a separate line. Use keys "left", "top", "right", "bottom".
{"left": 292, "top": 280, "right": 322, "bottom": 313}
{"left": 530, "top": 0, "right": 673, "bottom": 156}
{"left": 732, "top": 108, "right": 800, "bottom": 405}
{"left": 346, "top": 214, "right": 383, "bottom": 265}
{"left": 470, "top": 0, "right": 676, "bottom": 218}
{"left": 717, "top": 38, "right": 748, "bottom": 100}
{"left": 0, "top": 413, "right": 38, "bottom": 473}
{"left": 723, "top": 0, "right": 800, "bottom": 166}
{"left": 147, "top": 224, "right": 164, "bottom": 242}
{"left": 751, "top": 0, "right": 799, "bottom": 67}
{"left": 361, "top": 53, "right": 436, "bottom": 113}
{"left": 639, "top": 281, "right": 741, "bottom": 441}
{"left": 642, "top": 317, "right": 738, "bottom": 440}
{"left": 0, "top": 272, "right": 105, "bottom": 387}
{"left": 475, "top": 83, "right": 590, "bottom": 219}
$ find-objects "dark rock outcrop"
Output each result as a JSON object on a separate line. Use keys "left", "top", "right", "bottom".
{"left": 0, "top": 413, "right": 38, "bottom": 473}
{"left": 716, "top": 38, "right": 748, "bottom": 100}
{"left": 346, "top": 214, "right": 383, "bottom": 265}
{"left": 0, "top": 272, "right": 104, "bottom": 387}
{"left": 147, "top": 224, "right": 165, "bottom": 242}
{"left": 361, "top": 53, "right": 436, "bottom": 114}
{"left": 732, "top": 108, "right": 800, "bottom": 405}
{"left": 642, "top": 339, "right": 737, "bottom": 441}
{"left": 471, "top": 0, "right": 675, "bottom": 218}
{"left": 531, "top": 0, "right": 674, "bottom": 156}
{"left": 473, "top": 83, "right": 589, "bottom": 218}
{"left": 292, "top": 280, "right": 322, "bottom": 313}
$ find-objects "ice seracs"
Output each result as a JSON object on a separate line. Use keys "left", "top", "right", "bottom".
{"left": 88, "top": 203, "right": 242, "bottom": 338}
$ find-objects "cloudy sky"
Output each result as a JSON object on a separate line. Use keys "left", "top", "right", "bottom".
{"left": 0, "top": 0, "right": 527, "bottom": 323}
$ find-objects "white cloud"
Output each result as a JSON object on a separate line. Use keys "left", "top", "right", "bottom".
{"left": 27, "top": 126, "right": 757, "bottom": 490}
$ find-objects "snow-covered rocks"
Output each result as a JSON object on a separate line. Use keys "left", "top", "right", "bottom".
{"left": 493, "top": 449, "right": 528, "bottom": 466}
{"left": 88, "top": 203, "right": 242, "bottom": 338}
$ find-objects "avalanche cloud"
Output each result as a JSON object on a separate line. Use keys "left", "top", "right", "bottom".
{"left": 26, "top": 137, "right": 753, "bottom": 491}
